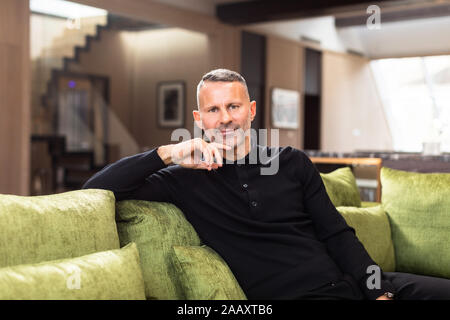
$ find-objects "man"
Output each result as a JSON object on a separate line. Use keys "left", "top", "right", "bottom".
{"left": 83, "top": 69, "right": 450, "bottom": 300}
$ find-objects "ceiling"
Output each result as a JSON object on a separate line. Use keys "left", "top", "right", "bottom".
{"left": 154, "top": 0, "right": 450, "bottom": 58}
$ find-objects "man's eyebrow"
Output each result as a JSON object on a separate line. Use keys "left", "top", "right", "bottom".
{"left": 205, "top": 102, "right": 242, "bottom": 109}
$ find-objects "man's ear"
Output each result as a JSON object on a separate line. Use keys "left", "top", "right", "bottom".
{"left": 250, "top": 100, "right": 256, "bottom": 121}
{"left": 193, "top": 109, "right": 203, "bottom": 129}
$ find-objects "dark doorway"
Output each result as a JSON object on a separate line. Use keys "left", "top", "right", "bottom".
{"left": 303, "top": 48, "right": 322, "bottom": 150}
{"left": 304, "top": 94, "right": 321, "bottom": 150}
{"left": 241, "top": 31, "right": 266, "bottom": 142}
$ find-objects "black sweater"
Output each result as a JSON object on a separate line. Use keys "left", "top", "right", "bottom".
{"left": 82, "top": 141, "right": 395, "bottom": 299}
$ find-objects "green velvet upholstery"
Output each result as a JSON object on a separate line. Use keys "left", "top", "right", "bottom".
{"left": 320, "top": 167, "right": 362, "bottom": 207}
{"left": 116, "top": 200, "right": 201, "bottom": 300}
{"left": 1, "top": 163, "right": 448, "bottom": 300}
{"left": 381, "top": 167, "right": 450, "bottom": 279}
{"left": 170, "top": 245, "right": 247, "bottom": 300}
{"left": 361, "top": 201, "right": 381, "bottom": 208}
{"left": 0, "top": 189, "right": 120, "bottom": 268}
{"left": 0, "top": 243, "right": 146, "bottom": 300}
{"left": 336, "top": 205, "right": 396, "bottom": 272}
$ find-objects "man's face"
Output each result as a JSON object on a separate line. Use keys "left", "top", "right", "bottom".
{"left": 193, "top": 81, "right": 256, "bottom": 148}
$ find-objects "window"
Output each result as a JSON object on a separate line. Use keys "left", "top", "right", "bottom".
{"left": 371, "top": 55, "right": 450, "bottom": 153}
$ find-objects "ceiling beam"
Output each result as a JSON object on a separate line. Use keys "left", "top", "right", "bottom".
{"left": 335, "top": 3, "right": 450, "bottom": 27}
{"left": 216, "top": 0, "right": 444, "bottom": 25}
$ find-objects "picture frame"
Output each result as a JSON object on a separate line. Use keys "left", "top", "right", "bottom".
{"left": 271, "top": 87, "right": 300, "bottom": 129}
{"left": 157, "top": 81, "right": 185, "bottom": 128}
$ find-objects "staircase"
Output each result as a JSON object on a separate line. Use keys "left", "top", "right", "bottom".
{"left": 32, "top": 15, "right": 108, "bottom": 123}
{"left": 31, "top": 13, "right": 158, "bottom": 194}
{"left": 31, "top": 14, "right": 110, "bottom": 193}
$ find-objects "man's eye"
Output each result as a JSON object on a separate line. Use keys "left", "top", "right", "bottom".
{"left": 229, "top": 105, "right": 239, "bottom": 110}
{"left": 208, "top": 107, "right": 218, "bottom": 112}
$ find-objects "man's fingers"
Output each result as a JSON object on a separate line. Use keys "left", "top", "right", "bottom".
{"left": 202, "top": 143, "right": 213, "bottom": 167}
{"left": 208, "top": 143, "right": 223, "bottom": 166}
{"left": 173, "top": 138, "right": 232, "bottom": 170}
{"left": 210, "top": 142, "right": 232, "bottom": 151}
{"left": 191, "top": 139, "right": 209, "bottom": 166}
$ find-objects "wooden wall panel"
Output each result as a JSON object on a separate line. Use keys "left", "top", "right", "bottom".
{"left": 0, "top": 0, "right": 30, "bottom": 195}
{"left": 265, "top": 35, "right": 304, "bottom": 149}
{"left": 0, "top": 0, "right": 26, "bottom": 46}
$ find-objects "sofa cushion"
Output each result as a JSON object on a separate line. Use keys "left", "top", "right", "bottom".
{"left": 361, "top": 201, "right": 381, "bottom": 208}
{"left": 336, "top": 205, "right": 396, "bottom": 272}
{"left": 116, "top": 200, "right": 201, "bottom": 300}
{"left": 381, "top": 167, "right": 450, "bottom": 278}
{"left": 170, "top": 245, "right": 247, "bottom": 300}
{"left": 320, "top": 167, "right": 362, "bottom": 207}
{"left": 0, "top": 243, "right": 146, "bottom": 300}
{"left": 0, "top": 189, "right": 119, "bottom": 268}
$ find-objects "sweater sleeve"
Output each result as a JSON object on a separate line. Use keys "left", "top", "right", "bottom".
{"left": 298, "top": 151, "right": 396, "bottom": 300}
{"left": 82, "top": 147, "right": 175, "bottom": 203}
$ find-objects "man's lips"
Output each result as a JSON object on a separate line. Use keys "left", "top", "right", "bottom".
{"left": 220, "top": 129, "right": 235, "bottom": 135}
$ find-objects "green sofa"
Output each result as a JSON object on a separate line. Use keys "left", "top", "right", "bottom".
{"left": 0, "top": 166, "right": 448, "bottom": 299}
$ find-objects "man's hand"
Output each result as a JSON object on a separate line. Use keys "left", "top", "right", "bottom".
{"left": 157, "top": 138, "right": 231, "bottom": 170}
{"left": 376, "top": 295, "right": 393, "bottom": 300}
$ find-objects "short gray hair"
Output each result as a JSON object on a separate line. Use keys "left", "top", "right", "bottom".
{"left": 196, "top": 69, "right": 249, "bottom": 108}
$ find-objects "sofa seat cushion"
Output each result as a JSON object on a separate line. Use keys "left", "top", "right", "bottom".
{"left": 0, "top": 243, "right": 146, "bottom": 300}
{"left": 336, "top": 205, "right": 396, "bottom": 272}
{"left": 170, "top": 245, "right": 247, "bottom": 300}
{"left": 320, "top": 167, "right": 362, "bottom": 207}
{"left": 381, "top": 167, "right": 450, "bottom": 278}
{"left": 0, "top": 189, "right": 119, "bottom": 268}
{"left": 116, "top": 200, "right": 201, "bottom": 300}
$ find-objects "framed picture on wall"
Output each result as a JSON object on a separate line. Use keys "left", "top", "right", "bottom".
{"left": 271, "top": 87, "right": 300, "bottom": 129}
{"left": 157, "top": 81, "right": 185, "bottom": 128}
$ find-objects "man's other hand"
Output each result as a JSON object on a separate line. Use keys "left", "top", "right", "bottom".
{"left": 157, "top": 138, "right": 231, "bottom": 170}
{"left": 376, "top": 295, "right": 393, "bottom": 300}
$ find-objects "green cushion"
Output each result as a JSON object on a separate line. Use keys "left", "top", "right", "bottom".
{"left": 116, "top": 200, "right": 201, "bottom": 300}
{"left": 361, "top": 201, "right": 380, "bottom": 208}
{"left": 0, "top": 243, "right": 146, "bottom": 300}
{"left": 170, "top": 245, "right": 247, "bottom": 300}
{"left": 320, "top": 167, "right": 362, "bottom": 207}
{"left": 381, "top": 167, "right": 450, "bottom": 278}
{"left": 0, "top": 189, "right": 119, "bottom": 268}
{"left": 336, "top": 205, "right": 396, "bottom": 272}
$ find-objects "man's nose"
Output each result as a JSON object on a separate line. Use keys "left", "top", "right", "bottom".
{"left": 219, "top": 108, "right": 232, "bottom": 124}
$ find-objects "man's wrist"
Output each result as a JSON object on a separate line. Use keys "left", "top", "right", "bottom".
{"left": 157, "top": 145, "right": 172, "bottom": 166}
